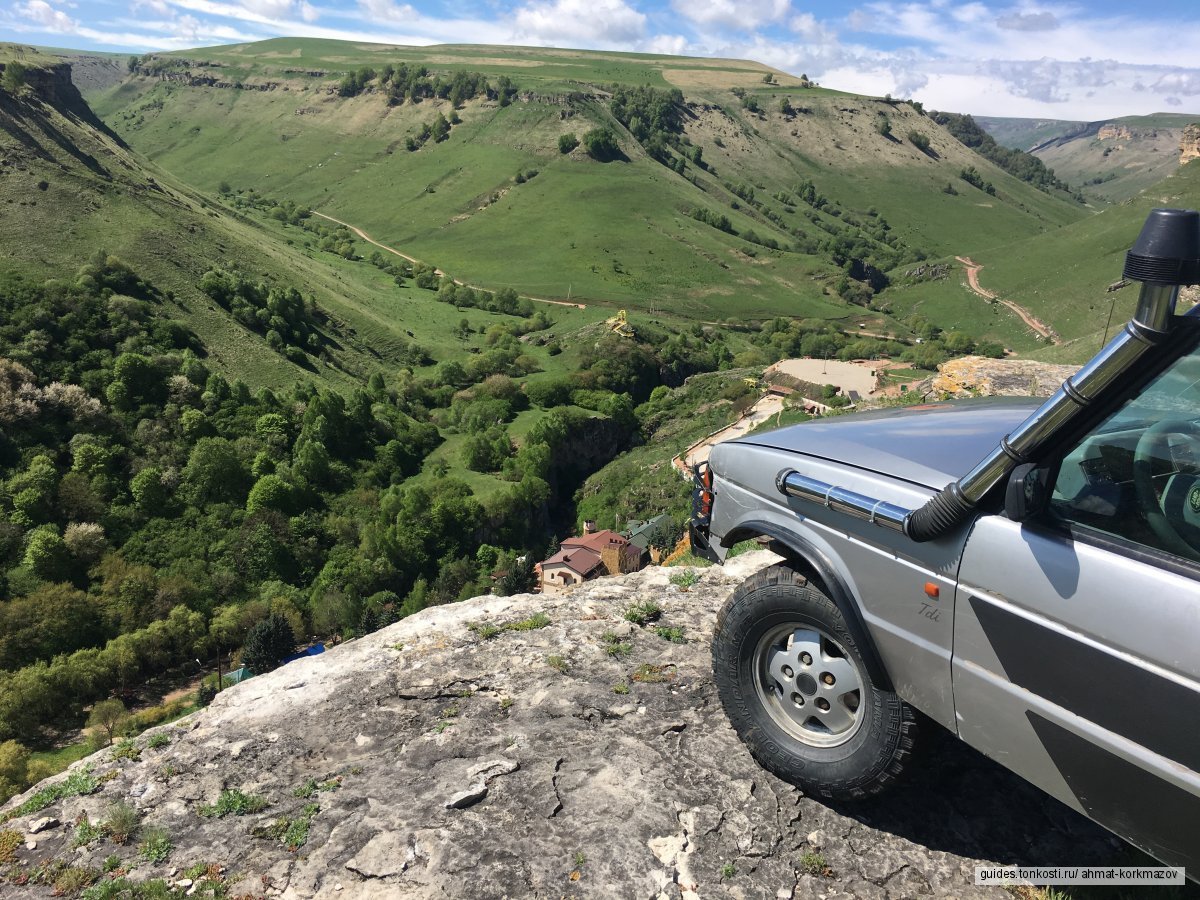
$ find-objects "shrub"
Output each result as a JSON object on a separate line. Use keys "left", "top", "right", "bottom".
{"left": 2, "top": 62, "right": 27, "bottom": 93}
{"left": 907, "top": 130, "right": 930, "bottom": 152}
{"left": 582, "top": 128, "right": 620, "bottom": 161}
{"left": 558, "top": 133, "right": 579, "bottom": 154}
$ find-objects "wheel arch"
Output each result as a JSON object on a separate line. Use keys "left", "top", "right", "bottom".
{"left": 721, "top": 519, "right": 894, "bottom": 691}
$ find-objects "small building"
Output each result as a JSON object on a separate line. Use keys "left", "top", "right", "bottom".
{"left": 539, "top": 528, "right": 642, "bottom": 593}
{"left": 540, "top": 547, "right": 603, "bottom": 595}
{"left": 624, "top": 514, "right": 672, "bottom": 564}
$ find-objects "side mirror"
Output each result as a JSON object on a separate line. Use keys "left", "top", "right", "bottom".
{"left": 1005, "top": 463, "right": 1051, "bottom": 522}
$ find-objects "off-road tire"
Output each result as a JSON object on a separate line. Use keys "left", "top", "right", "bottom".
{"left": 712, "top": 564, "right": 917, "bottom": 800}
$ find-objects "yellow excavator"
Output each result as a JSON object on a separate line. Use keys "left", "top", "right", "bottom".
{"left": 606, "top": 309, "right": 636, "bottom": 338}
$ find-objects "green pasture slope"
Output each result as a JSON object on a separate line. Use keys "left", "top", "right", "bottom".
{"left": 87, "top": 37, "right": 1086, "bottom": 340}
{"left": 0, "top": 41, "right": 599, "bottom": 399}
{"left": 969, "top": 160, "right": 1200, "bottom": 361}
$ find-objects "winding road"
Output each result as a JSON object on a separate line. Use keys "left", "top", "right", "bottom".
{"left": 955, "top": 255, "right": 1059, "bottom": 344}
{"left": 311, "top": 211, "right": 587, "bottom": 309}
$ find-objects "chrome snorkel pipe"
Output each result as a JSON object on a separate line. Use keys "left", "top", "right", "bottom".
{"left": 904, "top": 207, "right": 1200, "bottom": 541}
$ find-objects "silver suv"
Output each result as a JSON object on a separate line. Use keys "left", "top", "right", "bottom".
{"left": 690, "top": 208, "right": 1200, "bottom": 875}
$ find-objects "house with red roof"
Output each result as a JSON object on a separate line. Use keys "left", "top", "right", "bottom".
{"left": 538, "top": 523, "right": 643, "bottom": 595}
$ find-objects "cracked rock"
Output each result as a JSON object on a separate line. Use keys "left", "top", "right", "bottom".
{"left": 0, "top": 552, "right": 1128, "bottom": 899}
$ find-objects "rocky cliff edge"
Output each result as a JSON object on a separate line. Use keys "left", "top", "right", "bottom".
{"left": 0, "top": 552, "right": 1120, "bottom": 899}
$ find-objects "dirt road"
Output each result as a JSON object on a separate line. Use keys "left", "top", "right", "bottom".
{"left": 674, "top": 394, "right": 786, "bottom": 475}
{"left": 311, "top": 212, "right": 587, "bottom": 309}
{"left": 955, "top": 256, "right": 1059, "bottom": 344}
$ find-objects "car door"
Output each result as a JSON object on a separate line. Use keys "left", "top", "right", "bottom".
{"left": 952, "top": 336, "right": 1200, "bottom": 871}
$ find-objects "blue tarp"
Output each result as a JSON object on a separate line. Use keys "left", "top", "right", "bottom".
{"left": 281, "top": 642, "right": 325, "bottom": 665}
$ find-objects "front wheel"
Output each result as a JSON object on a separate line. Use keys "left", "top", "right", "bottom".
{"left": 712, "top": 564, "right": 917, "bottom": 800}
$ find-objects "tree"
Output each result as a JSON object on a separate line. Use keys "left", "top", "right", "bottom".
{"left": 24, "top": 525, "right": 69, "bottom": 581}
{"left": 558, "top": 133, "right": 579, "bottom": 154}
{"left": 907, "top": 130, "right": 931, "bottom": 153}
{"left": 87, "top": 698, "right": 129, "bottom": 746}
{"left": 241, "top": 613, "right": 297, "bottom": 675}
{"left": 2, "top": 63, "right": 27, "bottom": 94}
{"left": 875, "top": 113, "right": 892, "bottom": 138}
{"left": 582, "top": 128, "right": 620, "bottom": 162}
{"left": 183, "top": 437, "right": 248, "bottom": 504}
{"left": 246, "top": 474, "right": 295, "bottom": 515}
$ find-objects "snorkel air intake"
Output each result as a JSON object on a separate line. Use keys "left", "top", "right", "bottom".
{"left": 904, "top": 207, "right": 1200, "bottom": 541}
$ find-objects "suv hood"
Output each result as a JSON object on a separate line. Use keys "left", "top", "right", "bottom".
{"left": 732, "top": 398, "right": 1041, "bottom": 489}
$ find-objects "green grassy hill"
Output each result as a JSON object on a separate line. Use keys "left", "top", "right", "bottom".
{"left": 82, "top": 37, "right": 1086, "bottom": 346}
{"left": 979, "top": 112, "right": 1199, "bottom": 205}
{"left": 961, "top": 158, "right": 1200, "bottom": 360}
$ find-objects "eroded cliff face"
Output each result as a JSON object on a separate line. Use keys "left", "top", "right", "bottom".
{"left": 1, "top": 553, "right": 1120, "bottom": 899}
{"left": 1181, "top": 123, "right": 1200, "bottom": 165}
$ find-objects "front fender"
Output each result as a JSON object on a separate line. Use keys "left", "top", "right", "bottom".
{"left": 720, "top": 516, "right": 893, "bottom": 692}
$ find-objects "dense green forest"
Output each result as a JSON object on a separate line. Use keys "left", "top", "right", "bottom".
{"left": 0, "top": 249, "right": 761, "bottom": 769}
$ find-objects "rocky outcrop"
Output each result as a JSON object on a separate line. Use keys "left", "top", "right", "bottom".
{"left": 929, "top": 356, "right": 1077, "bottom": 399}
{"left": 0, "top": 552, "right": 1120, "bottom": 898}
{"left": 1097, "top": 123, "right": 1133, "bottom": 142}
{"left": 1181, "top": 124, "right": 1200, "bottom": 165}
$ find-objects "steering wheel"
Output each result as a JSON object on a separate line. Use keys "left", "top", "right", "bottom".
{"left": 1132, "top": 418, "right": 1200, "bottom": 558}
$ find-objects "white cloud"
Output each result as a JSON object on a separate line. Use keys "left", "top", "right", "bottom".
{"left": 995, "top": 11, "right": 1059, "bottom": 32}
{"left": 237, "top": 0, "right": 296, "bottom": 17}
{"left": 671, "top": 0, "right": 791, "bottom": 31}
{"left": 512, "top": 0, "right": 646, "bottom": 47}
{"left": 16, "top": 0, "right": 78, "bottom": 32}
{"left": 790, "top": 12, "right": 835, "bottom": 43}
{"left": 642, "top": 33, "right": 691, "bottom": 56}
{"left": 357, "top": 0, "right": 418, "bottom": 23}
{"left": 133, "top": 0, "right": 172, "bottom": 14}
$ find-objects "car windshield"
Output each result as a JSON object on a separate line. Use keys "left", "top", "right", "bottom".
{"left": 1102, "top": 327, "right": 1200, "bottom": 431}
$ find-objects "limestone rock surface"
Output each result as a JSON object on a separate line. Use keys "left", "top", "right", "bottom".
{"left": 1, "top": 552, "right": 1122, "bottom": 898}
{"left": 928, "top": 356, "right": 1078, "bottom": 399}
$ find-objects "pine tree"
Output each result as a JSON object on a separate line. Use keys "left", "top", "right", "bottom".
{"left": 241, "top": 614, "right": 297, "bottom": 675}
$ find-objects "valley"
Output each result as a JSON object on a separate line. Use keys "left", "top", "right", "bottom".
{"left": 0, "top": 33, "right": 1198, "bottom": 817}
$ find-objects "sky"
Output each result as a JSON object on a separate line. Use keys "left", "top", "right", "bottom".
{"left": 3, "top": 0, "right": 1200, "bottom": 121}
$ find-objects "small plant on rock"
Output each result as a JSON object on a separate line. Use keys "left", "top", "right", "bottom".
{"left": 654, "top": 626, "right": 687, "bottom": 643}
{"left": 631, "top": 663, "right": 675, "bottom": 684}
{"left": 612, "top": 681, "right": 630, "bottom": 695}
{"left": 721, "top": 862, "right": 736, "bottom": 880}
{"left": 199, "top": 789, "right": 268, "bottom": 818}
{"left": 146, "top": 732, "right": 170, "bottom": 750}
{"left": 799, "top": 850, "right": 829, "bottom": 875}
{"left": 112, "top": 739, "right": 141, "bottom": 762}
{"left": 668, "top": 570, "right": 700, "bottom": 591}
{"left": 601, "top": 631, "right": 632, "bottom": 658}
{"left": 623, "top": 600, "right": 662, "bottom": 625}
{"left": 138, "top": 826, "right": 172, "bottom": 864}
{"left": 53, "top": 865, "right": 99, "bottom": 895}
{"left": 509, "top": 612, "right": 551, "bottom": 631}
{"left": 72, "top": 815, "right": 106, "bottom": 847}
{"left": 103, "top": 802, "right": 140, "bottom": 845}
{"left": 0, "top": 828, "right": 22, "bottom": 863}
{"left": 467, "top": 621, "right": 501, "bottom": 640}
{"left": 546, "top": 654, "right": 570, "bottom": 674}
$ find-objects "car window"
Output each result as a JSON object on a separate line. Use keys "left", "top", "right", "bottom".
{"left": 1050, "top": 335, "right": 1200, "bottom": 563}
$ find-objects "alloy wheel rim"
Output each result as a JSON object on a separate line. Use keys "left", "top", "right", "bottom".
{"left": 753, "top": 623, "right": 865, "bottom": 748}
